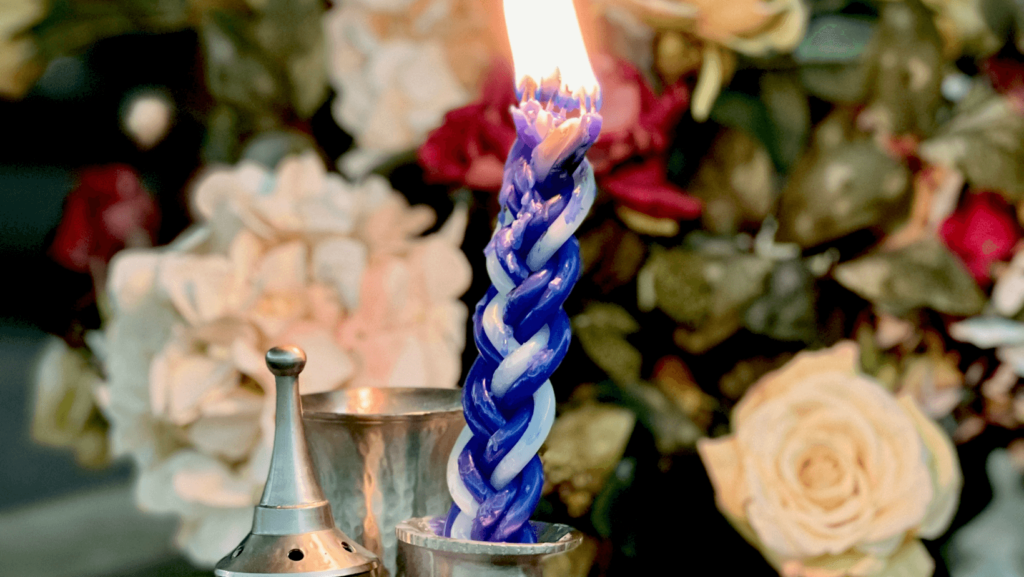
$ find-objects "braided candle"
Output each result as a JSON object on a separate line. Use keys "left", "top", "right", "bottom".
{"left": 443, "top": 68, "right": 602, "bottom": 542}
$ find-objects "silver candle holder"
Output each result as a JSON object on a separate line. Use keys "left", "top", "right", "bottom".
{"left": 214, "top": 346, "right": 380, "bottom": 577}
{"left": 395, "top": 517, "right": 583, "bottom": 577}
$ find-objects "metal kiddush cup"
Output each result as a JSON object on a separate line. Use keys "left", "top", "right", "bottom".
{"left": 301, "top": 388, "right": 465, "bottom": 577}
{"left": 215, "top": 346, "right": 380, "bottom": 577}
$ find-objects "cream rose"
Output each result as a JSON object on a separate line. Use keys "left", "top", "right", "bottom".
{"left": 698, "top": 342, "right": 961, "bottom": 577}
{"left": 597, "top": 0, "right": 807, "bottom": 120}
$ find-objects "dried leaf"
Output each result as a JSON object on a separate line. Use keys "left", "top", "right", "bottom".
{"left": 718, "top": 354, "right": 793, "bottom": 401}
{"left": 31, "top": 338, "right": 109, "bottom": 468}
{"left": 799, "top": 59, "right": 872, "bottom": 104}
{"left": 834, "top": 239, "right": 985, "bottom": 316}
{"left": 744, "top": 259, "right": 817, "bottom": 342}
{"left": 640, "top": 247, "right": 774, "bottom": 352}
{"left": 673, "top": 312, "right": 743, "bottom": 354}
{"left": 573, "top": 303, "right": 642, "bottom": 385}
{"left": 800, "top": 1, "right": 944, "bottom": 133}
{"left": 860, "top": 1, "right": 944, "bottom": 136}
{"left": 760, "top": 72, "right": 811, "bottom": 172}
{"left": 202, "top": 14, "right": 287, "bottom": 121}
{"left": 32, "top": 0, "right": 135, "bottom": 61}
{"left": 993, "top": 251, "right": 1024, "bottom": 317}
{"left": 795, "top": 15, "right": 875, "bottom": 63}
{"left": 579, "top": 219, "right": 649, "bottom": 293}
{"left": 253, "top": 0, "right": 327, "bottom": 117}
{"left": 652, "top": 356, "right": 717, "bottom": 429}
{"left": 542, "top": 403, "right": 636, "bottom": 517}
{"left": 688, "top": 129, "right": 777, "bottom": 235}
{"left": 616, "top": 381, "right": 703, "bottom": 454}
{"left": 638, "top": 249, "right": 713, "bottom": 326}
{"left": 199, "top": 0, "right": 327, "bottom": 131}
{"left": 919, "top": 86, "right": 1024, "bottom": 200}
{"left": 777, "top": 139, "right": 912, "bottom": 247}
{"left": 240, "top": 130, "right": 317, "bottom": 169}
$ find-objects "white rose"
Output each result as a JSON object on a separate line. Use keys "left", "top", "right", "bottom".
{"left": 698, "top": 342, "right": 961, "bottom": 577}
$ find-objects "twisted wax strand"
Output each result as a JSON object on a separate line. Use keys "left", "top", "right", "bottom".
{"left": 444, "top": 92, "right": 602, "bottom": 543}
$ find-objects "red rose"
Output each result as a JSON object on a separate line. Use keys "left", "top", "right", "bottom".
{"left": 49, "top": 165, "right": 160, "bottom": 273}
{"left": 940, "top": 191, "right": 1020, "bottom": 283}
{"left": 418, "top": 60, "right": 518, "bottom": 192}
{"left": 586, "top": 55, "right": 690, "bottom": 175}
{"left": 982, "top": 57, "right": 1024, "bottom": 110}
{"left": 601, "top": 157, "right": 702, "bottom": 220}
{"left": 418, "top": 56, "right": 701, "bottom": 219}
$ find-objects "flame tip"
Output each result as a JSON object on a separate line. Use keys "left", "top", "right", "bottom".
{"left": 504, "top": 0, "right": 598, "bottom": 109}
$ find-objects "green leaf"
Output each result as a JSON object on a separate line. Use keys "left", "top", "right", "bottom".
{"left": 32, "top": 0, "right": 135, "bottom": 61}
{"left": 743, "top": 259, "right": 817, "bottom": 343}
{"left": 573, "top": 303, "right": 642, "bottom": 385}
{"left": 590, "top": 457, "right": 635, "bottom": 539}
{"left": 201, "top": 13, "right": 288, "bottom": 121}
{"left": 862, "top": 1, "right": 944, "bottom": 136}
{"left": 709, "top": 92, "right": 778, "bottom": 168}
{"left": 920, "top": 85, "right": 1024, "bottom": 200}
{"left": 639, "top": 249, "right": 713, "bottom": 327}
{"left": 800, "top": 0, "right": 943, "bottom": 130}
{"left": 252, "top": 0, "right": 327, "bottom": 117}
{"left": 794, "top": 16, "right": 876, "bottom": 63}
{"left": 777, "top": 139, "right": 912, "bottom": 248}
{"left": 201, "top": 105, "right": 240, "bottom": 164}
{"left": 688, "top": 129, "right": 777, "bottom": 235}
{"left": 240, "top": 129, "right": 317, "bottom": 169}
{"left": 799, "top": 60, "right": 871, "bottom": 104}
{"left": 640, "top": 247, "right": 774, "bottom": 353}
{"left": 760, "top": 73, "right": 811, "bottom": 174}
{"left": 833, "top": 239, "right": 986, "bottom": 316}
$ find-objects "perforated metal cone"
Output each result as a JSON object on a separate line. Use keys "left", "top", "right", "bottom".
{"left": 215, "top": 346, "right": 379, "bottom": 577}
{"left": 214, "top": 529, "right": 377, "bottom": 577}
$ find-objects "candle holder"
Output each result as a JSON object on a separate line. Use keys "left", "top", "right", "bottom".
{"left": 302, "top": 388, "right": 465, "bottom": 577}
{"left": 214, "top": 346, "right": 380, "bottom": 577}
{"left": 395, "top": 517, "right": 583, "bottom": 577}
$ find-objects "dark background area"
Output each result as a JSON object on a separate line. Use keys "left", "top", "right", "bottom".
{"left": 0, "top": 31, "right": 211, "bottom": 577}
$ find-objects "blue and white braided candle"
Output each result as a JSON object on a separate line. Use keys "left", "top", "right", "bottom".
{"left": 443, "top": 0, "right": 602, "bottom": 543}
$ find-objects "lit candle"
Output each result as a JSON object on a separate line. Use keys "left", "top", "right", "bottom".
{"left": 443, "top": 0, "right": 602, "bottom": 543}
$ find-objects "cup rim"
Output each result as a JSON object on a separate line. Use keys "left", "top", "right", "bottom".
{"left": 395, "top": 516, "right": 583, "bottom": 556}
{"left": 302, "top": 387, "right": 463, "bottom": 422}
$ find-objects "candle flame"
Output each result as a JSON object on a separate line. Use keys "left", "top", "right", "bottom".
{"left": 504, "top": 0, "right": 599, "bottom": 104}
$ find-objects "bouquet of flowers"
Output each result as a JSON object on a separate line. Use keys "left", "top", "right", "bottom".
{"left": 15, "top": 0, "right": 1024, "bottom": 574}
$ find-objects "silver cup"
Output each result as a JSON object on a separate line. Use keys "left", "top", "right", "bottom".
{"left": 302, "top": 388, "right": 465, "bottom": 577}
{"left": 395, "top": 516, "right": 583, "bottom": 577}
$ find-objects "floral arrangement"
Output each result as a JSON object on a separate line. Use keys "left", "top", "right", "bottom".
{"left": 14, "top": 0, "right": 1024, "bottom": 574}
{"left": 101, "top": 153, "right": 469, "bottom": 561}
{"left": 39, "top": 153, "right": 471, "bottom": 563}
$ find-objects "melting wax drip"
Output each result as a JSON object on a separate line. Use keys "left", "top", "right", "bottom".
{"left": 444, "top": 87, "right": 602, "bottom": 543}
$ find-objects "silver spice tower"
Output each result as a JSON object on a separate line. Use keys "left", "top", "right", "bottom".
{"left": 215, "top": 345, "right": 380, "bottom": 577}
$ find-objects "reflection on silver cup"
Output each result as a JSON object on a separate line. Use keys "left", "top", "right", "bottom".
{"left": 302, "top": 388, "right": 465, "bottom": 577}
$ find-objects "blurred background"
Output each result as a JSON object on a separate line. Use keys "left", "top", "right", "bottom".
{"left": 3, "top": 0, "right": 1024, "bottom": 576}
{"left": 1, "top": 31, "right": 209, "bottom": 576}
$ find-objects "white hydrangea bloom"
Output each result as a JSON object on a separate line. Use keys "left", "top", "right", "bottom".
{"left": 97, "top": 152, "right": 471, "bottom": 566}
{"left": 323, "top": 0, "right": 498, "bottom": 167}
